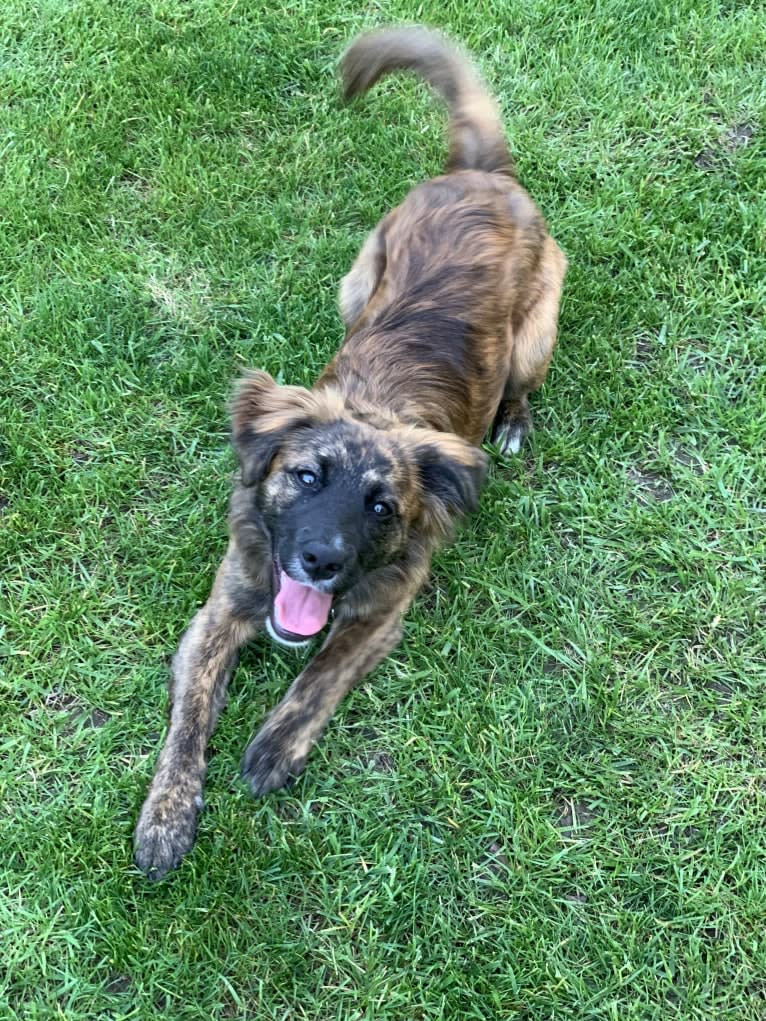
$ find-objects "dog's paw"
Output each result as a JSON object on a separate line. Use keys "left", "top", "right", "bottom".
{"left": 133, "top": 788, "right": 203, "bottom": 880}
{"left": 241, "top": 726, "right": 309, "bottom": 797}
{"left": 492, "top": 421, "right": 525, "bottom": 455}
{"left": 491, "top": 399, "right": 532, "bottom": 456}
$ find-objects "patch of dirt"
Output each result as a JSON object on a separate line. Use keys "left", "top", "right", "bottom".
{"left": 694, "top": 148, "right": 717, "bottom": 171}
{"left": 61, "top": 706, "right": 112, "bottom": 735}
{"left": 556, "top": 528, "right": 579, "bottom": 549}
{"left": 116, "top": 169, "right": 153, "bottom": 201}
{"left": 705, "top": 678, "right": 735, "bottom": 705}
{"left": 480, "top": 840, "right": 511, "bottom": 877}
{"left": 358, "top": 726, "right": 380, "bottom": 741}
{"left": 543, "top": 657, "right": 567, "bottom": 677}
{"left": 105, "top": 975, "right": 132, "bottom": 995}
{"left": 69, "top": 438, "right": 97, "bottom": 465}
{"left": 86, "top": 708, "right": 111, "bottom": 728}
{"left": 651, "top": 821, "right": 702, "bottom": 847}
{"left": 695, "top": 116, "right": 756, "bottom": 171}
{"left": 556, "top": 798, "right": 597, "bottom": 834}
{"left": 415, "top": 580, "right": 439, "bottom": 613}
{"left": 367, "top": 750, "right": 396, "bottom": 773}
{"left": 44, "top": 690, "right": 80, "bottom": 713}
{"left": 680, "top": 346, "right": 710, "bottom": 375}
{"left": 723, "top": 122, "right": 755, "bottom": 151}
{"left": 44, "top": 692, "right": 111, "bottom": 734}
{"left": 672, "top": 447, "right": 707, "bottom": 476}
{"left": 628, "top": 467, "right": 675, "bottom": 503}
{"left": 631, "top": 334, "right": 654, "bottom": 366}
{"left": 146, "top": 267, "right": 212, "bottom": 327}
{"left": 564, "top": 890, "right": 588, "bottom": 904}
{"left": 274, "top": 800, "right": 300, "bottom": 821}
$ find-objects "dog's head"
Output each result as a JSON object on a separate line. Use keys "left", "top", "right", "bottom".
{"left": 231, "top": 371, "right": 487, "bottom": 646}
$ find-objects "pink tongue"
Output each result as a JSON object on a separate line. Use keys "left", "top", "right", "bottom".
{"left": 274, "top": 570, "right": 333, "bottom": 637}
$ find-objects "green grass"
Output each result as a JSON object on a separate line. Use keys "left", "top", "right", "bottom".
{"left": 1, "top": 0, "right": 765, "bottom": 1017}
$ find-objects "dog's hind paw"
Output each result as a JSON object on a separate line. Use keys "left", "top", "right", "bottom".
{"left": 491, "top": 398, "right": 532, "bottom": 456}
{"left": 492, "top": 422, "right": 524, "bottom": 455}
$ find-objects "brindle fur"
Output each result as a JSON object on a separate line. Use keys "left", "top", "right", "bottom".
{"left": 134, "top": 25, "right": 566, "bottom": 878}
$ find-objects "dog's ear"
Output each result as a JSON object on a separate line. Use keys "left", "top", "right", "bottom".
{"left": 410, "top": 430, "right": 488, "bottom": 536}
{"left": 231, "top": 371, "right": 318, "bottom": 486}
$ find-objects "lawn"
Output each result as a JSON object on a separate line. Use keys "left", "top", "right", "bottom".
{"left": 1, "top": 0, "right": 765, "bottom": 1018}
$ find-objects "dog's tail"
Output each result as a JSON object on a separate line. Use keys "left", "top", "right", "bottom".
{"left": 341, "top": 26, "right": 514, "bottom": 177}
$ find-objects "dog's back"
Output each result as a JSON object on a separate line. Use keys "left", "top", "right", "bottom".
{"left": 325, "top": 28, "right": 556, "bottom": 445}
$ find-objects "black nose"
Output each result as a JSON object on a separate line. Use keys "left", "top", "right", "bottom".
{"left": 300, "top": 540, "right": 347, "bottom": 581}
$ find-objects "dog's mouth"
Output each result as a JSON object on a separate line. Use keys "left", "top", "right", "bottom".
{"left": 268, "top": 562, "right": 333, "bottom": 645}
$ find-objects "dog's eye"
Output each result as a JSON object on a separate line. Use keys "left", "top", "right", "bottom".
{"left": 295, "top": 469, "right": 318, "bottom": 488}
{"left": 371, "top": 500, "right": 393, "bottom": 518}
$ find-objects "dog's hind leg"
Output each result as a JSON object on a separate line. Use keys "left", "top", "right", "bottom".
{"left": 338, "top": 221, "right": 388, "bottom": 329}
{"left": 492, "top": 237, "right": 567, "bottom": 454}
{"left": 134, "top": 547, "right": 263, "bottom": 879}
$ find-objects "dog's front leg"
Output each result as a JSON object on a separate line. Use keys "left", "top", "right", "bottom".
{"left": 242, "top": 605, "right": 407, "bottom": 796}
{"left": 134, "top": 550, "right": 264, "bottom": 879}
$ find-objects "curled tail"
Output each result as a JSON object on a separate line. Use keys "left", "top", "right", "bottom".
{"left": 341, "top": 26, "right": 514, "bottom": 177}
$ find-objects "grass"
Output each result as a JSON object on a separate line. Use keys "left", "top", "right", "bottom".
{"left": 1, "top": 0, "right": 765, "bottom": 1017}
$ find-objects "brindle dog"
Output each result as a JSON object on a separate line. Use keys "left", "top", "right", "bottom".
{"left": 134, "top": 26, "right": 567, "bottom": 878}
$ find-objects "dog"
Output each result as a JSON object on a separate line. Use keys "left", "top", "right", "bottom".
{"left": 134, "top": 25, "right": 567, "bottom": 878}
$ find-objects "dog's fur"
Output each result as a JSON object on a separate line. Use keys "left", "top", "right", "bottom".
{"left": 134, "top": 26, "right": 567, "bottom": 878}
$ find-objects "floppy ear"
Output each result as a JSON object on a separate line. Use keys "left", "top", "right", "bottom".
{"left": 231, "top": 371, "right": 317, "bottom": 486}
{"left": 411, "top": 431, "right": 488, "bottom": 536}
